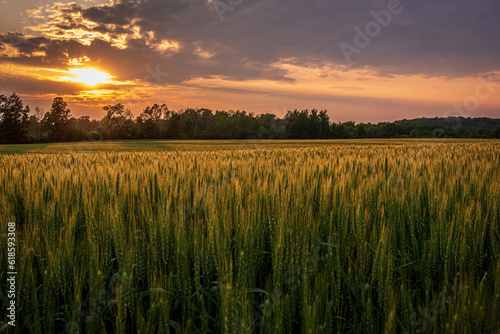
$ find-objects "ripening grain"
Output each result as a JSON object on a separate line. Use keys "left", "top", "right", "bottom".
{"left": 1, "top": 140, "right": 499, "bottom": 333}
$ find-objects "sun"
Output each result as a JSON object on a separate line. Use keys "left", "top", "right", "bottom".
{"left": 67, "top": 68, "right": 112, "bottom": 86}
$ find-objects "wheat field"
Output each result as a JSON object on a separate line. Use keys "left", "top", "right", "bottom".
{"left": 1, "top": 140, "right": 499, "bottom": 333}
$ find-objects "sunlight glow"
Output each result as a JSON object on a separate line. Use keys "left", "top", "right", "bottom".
{"left": 66, "top": 68, "right": 112, "bottom": 86}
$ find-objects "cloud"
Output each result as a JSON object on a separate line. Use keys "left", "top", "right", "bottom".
{"left": 0, "top": 0, "right": 499, "bottom": 121}
{"left": 2, "top": 0, "right": 500, "bottom": 85}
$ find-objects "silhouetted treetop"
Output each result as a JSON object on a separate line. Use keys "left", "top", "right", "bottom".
{"left": 1, "top": 93, "right": 499, "bottom": 144}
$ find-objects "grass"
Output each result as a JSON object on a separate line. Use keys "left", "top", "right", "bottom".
{"left": 1, "top": 139, "right": 499, "bottom": 333}
{"left": 0, "top": 138, "right": 490, "bottom": 154}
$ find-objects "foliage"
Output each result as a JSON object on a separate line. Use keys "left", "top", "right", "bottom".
{"left": 42, "top": 97, "right": 73, "bottom": 142}
{"left": 1, "top": 93, "right": 500, "bottom": 144}
{"left": 102, "top": 104, "right": 136, "bottom": 140}
{"left": 0, "top": 93, "right": 30, "bottom": 143}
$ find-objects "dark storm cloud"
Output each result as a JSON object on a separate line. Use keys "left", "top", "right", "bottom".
{"left": 1, "top": 0, "right": 499, "bottom": 84}
{"left": 128, "top": 0, "right": 500, "bottom": 78}
{"left": 0, "top": 33, "right": 49, "bottom": 53}
{"left": 0, "top": 33, "right": 89, "bottom": 66}
{"left": 346, "top": 0, "right": 500, "bottom": 77}
{"left": 0, "top": 75, "right": 88, "bottom": 96}
{"left": 82, "top": 2, "right": 137, "bottom": 26}
{"left": 196, "top": 0, "right": 500, "bottom": 77}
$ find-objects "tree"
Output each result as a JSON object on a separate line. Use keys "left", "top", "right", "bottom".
{"left": 493, "top": 127, "right": 500, "bottom": 139}
{"left": 380, "top": 122, "right": 404, "bottom": 138}
{"left": 308, "top": 109, "right": 321, "bottom": 138}
{"left": 318, "top": 110, "right": 331, "bottom": 138}
{"left": 103, "top": 104, "right": 136, "bottom": 139}
{"left": 0, "top": 92, "right": 30, "bottom": 143}
{"left": 34, "top": 107, "right": 45, "bottom": 141}
{"left": 42, "top": 97, "right": 72, "bottom": 141}
{"left": 138, "top": 104, "right": 168, "bottom": 138}
{"left": 167, "top": 112, "right": 182, "bottom": 139}
{"left": 198, "top": 108, "right": 214, "bottom": 138}
{"left": 182, "top": 108, "right": 203, "bottom": 139}
{"left": 356, "top": 124, "right": 367, "bottom": 139}
{"left": 284, "top": 109, "right": 312, "bottom": 139}
{"left": 332, "top": 121, "right": 355, "bottom": 139}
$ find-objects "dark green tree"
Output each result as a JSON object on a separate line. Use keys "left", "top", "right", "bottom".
{"left": 42, "top": 97, "right": 72, "bottom": 141}
{"left": 138, "top": 104, "right": 168, "bottom": 138}
{"left": 493, "top": 127, "right": 500, "bottom": 139}
{"left": 356, "top": 124, "right": 367, "bottom": 139}
{"left": 0, "top": 92, "right": 30, "bottom": 143}
{"left": 318, "top": 110, "right": 331, "bottom": 138}
{"left": 285, "top": 109, "right": 312, "bottom": 139}
{"left": 102, "top": 103, "right": 136, "bottom": 139}
{"left": 167, "top": 112, "right": 182, "bottom": 139}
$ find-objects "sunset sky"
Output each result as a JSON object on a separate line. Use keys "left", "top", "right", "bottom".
{"left": 0, "top": 0, "right": 499, "bottom": 122}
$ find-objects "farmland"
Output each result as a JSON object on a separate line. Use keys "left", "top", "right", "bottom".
{"left": 1, "top": 139, "right": 499, "bottom": 333}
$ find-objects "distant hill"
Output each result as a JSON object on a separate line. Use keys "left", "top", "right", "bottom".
{"left": 394, "top": 117, "right": 500, "bottom": 131}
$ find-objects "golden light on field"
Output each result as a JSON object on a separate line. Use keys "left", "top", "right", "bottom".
{"left": 64, "top": 68, "right": 112, "bottom": 86}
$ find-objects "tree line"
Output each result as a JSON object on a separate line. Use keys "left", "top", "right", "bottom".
{"left": 1, "top": 93, "right": 500, "bottom": 144}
